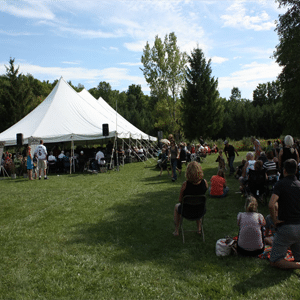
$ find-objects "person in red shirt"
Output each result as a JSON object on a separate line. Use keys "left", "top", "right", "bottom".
{"left": 209, "top": 169, "right": 229, "bottom": 197}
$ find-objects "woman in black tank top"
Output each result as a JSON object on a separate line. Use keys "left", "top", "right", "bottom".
{"left": 173, "top": 161, "right": 208, "bottom": 236}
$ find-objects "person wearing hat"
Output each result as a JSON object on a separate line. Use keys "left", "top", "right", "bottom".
{"left": 224, "top": 140, "right": 239, "bottom": 176}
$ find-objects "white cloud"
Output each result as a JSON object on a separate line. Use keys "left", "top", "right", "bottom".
{"left": 221, "top": 1, "right": 275, "bottom": 31}
{"left": 0, "top": 29, "right": 41, "bottom": 36}
{"left": 211, "top": 56, "right": 229, "bottom": 64}
{"left": 62, "top": 61, "right": 81, "bottom": 65}
{"left": 0, "top": 61, "right": 144, "bottom": 89}
{"left": 218, "top": 61, "right": 282, "bottom": 98}
{"left": 119, "top": 62, "right": 142, "bottom": 67}
{"left": 0, "top": 0, "right": 55, "bottom": 20}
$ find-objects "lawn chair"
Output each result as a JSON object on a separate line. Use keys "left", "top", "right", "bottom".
{"left": 247, "top": 169, "right": 267, "bottom": 205}
{"left": 179, "top": 195, "right": 206, "bottom": 243}
{"left": 265, "top": 168, "right": 279, "bottom": 196}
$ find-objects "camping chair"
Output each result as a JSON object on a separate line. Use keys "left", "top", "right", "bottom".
{"left": 179, "top": 195, "right": 206, "bottom": 243}
{"left": 247, "top": 169, "right": 267, "bottom": 205}
{"left": 265, "top": 168, "right": 279, "bottom": 196}
{"left": 47, "top": 161, "right": 57, "bottom": 174}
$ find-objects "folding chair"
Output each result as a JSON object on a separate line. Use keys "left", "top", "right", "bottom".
{"left": 179, "top": 195, "right": 206, "bottom": 243}
{"left": 265, "top": 168, "right": 279, "bottom": 195}
{"left": 247, "top": 169, "right": 267, "bottom": 205}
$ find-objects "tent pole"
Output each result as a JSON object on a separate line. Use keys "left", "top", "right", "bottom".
{"left": 122, "top": 139, "right": 124, "bottom": 166}
{"left": 123, "top": 139, "right": 145, "bottom": 164}
{"left": 116, "top": 135, "right": 119, "bottom": 171}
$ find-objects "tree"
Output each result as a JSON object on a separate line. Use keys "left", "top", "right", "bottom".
{"left": 229, "top": 87, "right": 241, "bottom": 102}
{"left": 0, "top": 58, "right": 35, "bottom": 132}
{"left": 141, "top": 32, "right": 187, "bottom": 136}
{"left": 273, "top": 0, "right": 300, "bottom": 134}
{"left": 181, "top": 47, "right": 223, "bottom": 141}
{"left": 253, "top": 80, "right": 282, "bottom": 107}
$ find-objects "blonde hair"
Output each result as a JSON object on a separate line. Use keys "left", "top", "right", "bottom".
{"left": 186, "top": 161, "right": 204, "bottom": 184}
{"left": 245, "top": 196, "right": 258, "bottom": 212}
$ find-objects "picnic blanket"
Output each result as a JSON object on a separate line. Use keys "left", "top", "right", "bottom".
{"left": 232, "top": 236, "right": 294, "bottom": 261}
{"left": 258, "top": 245, "right": 294, "bottom": 261}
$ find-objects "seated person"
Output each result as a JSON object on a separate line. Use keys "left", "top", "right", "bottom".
{"left": 264, "top": 212, "right": 277, "bottom": 246}
{"left": 158, "top": 145, "right": 169, "bottom": 176}
{"left": 48, "top": 151, "right": 57, "bottom": 162}
{"left": 237, "top": 196, "right": 266, "bottom": 256}
{"left": 95, "top": 147, "right": 106, "bottom": 167}
{"left": 58, "top": 151, "right": 65, "bottom": 159}
{"left": 239, "top": 152, "right": 256, "bottom": 193}
{"left": 263, "top": 151, "right": 278, "bottom": 180}
{"left": 235, "top": 159, "right": 246, "bottom": 179}
{"left": 209, "top": 169, "right": 229, "bottom": 198}
{"left": 258, "top": 151, "right": 268, "bottom": 164}
{"left": 173, "top": 161, "right": 208, "bottom": 236}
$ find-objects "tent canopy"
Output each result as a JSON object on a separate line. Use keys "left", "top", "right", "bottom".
{"left": 0, "top": 77, "right": 157, "bottom": 146}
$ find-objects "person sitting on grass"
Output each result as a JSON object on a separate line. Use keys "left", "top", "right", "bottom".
{"left": 237, "top": 196, "right": 266, "bottom": 256}
{"left": 209, "top": 169, "right": 229, "bottom": 198}
{"left": 239, "top": 152, "right": 256, "bottom": 194}
{"left": 173, "top": 161, "right": 208, "bottom": 236}
{"left": 269, "top": 159, "right": 300, "bottom": 269}
{"left": 235, "top": 159, "right": 246, "bottom": 179}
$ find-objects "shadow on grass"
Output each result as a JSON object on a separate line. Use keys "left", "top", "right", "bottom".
{"left": 233, "top": 265, "right": 292, "bottom": 294}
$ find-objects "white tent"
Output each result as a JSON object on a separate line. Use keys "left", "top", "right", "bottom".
{"left": 0, "top": 77, "right": 157, "bottom": 146}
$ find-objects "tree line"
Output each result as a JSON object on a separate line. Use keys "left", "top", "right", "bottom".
{"left": 0, "top": 0, "right": 298, "bottom": 141}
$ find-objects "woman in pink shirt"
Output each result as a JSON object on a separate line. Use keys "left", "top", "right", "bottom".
{"left": 237, "top": 196, "right": 266, "bottom": 256}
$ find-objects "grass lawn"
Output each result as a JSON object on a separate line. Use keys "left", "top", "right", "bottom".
{"left": 0, "top": 153, "right": 300, "bottom": 299}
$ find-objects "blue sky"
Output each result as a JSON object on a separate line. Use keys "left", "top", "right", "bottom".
{"left": 0, "top": 0, "right": 286, "bottom": 100}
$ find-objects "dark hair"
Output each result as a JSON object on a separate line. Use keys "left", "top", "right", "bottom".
{"left": 254, "top": 160, "right": 263, "bottom": 171}
{"left": 266, "top": 150, "right": 274, "bottom": 160}
{"left": 284, "top": 159, "right": 297, "bottom": 175}
{"left": 217, "top": 169, "right": 225, "bottom": 178}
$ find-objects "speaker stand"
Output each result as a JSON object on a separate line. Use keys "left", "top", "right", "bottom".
{"left": 0, "top": 165, "right": 9, "bottom": 179}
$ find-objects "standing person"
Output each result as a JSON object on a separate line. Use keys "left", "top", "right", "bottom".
{"left": 34, "top": 140, "right": 48, "bottom": 180}
{"left": 278, "top": 135, "right": 299, "bottom": 175}
{"left": 26, "top": 146, "right": 34, "bottom": 180}
{"left": 251, "top": 137, "right": 262, "bottom": 160}
{"left": 224, "top": 140, "right": 239, "bottom": 176}
{"left": 215, "top": 149, "right": 226, "bottom": 171}
{"left": 169, "top": 140, "right": 179, "bottom": 182}
{"left": 177, "top": 143, "right": 186, "bottom": 176}
{"left": 269, "top": 159, "right": 300, "bottom": 269}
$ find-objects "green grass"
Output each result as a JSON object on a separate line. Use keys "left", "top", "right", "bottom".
{"left": 0, "top": 154, "right": 299, "bottom": 299}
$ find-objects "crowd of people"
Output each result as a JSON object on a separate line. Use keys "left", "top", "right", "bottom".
{"left": 170, "top": 134, "right": 300, "bottom": 269}
{"left": 2, "top": 134, "right": 300, "bottom": 269}
{"left": 0, "top": 139, "right": 156, "bottom": 178}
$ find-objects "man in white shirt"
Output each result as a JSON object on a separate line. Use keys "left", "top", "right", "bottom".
{"left": 58, "top": 151, "right": 65, "bottom": 159}
{"left": 34, "top": 140, "right": 48, "bottom": 180}
{"left": 48, "top": 151, "right": 56, "bottom": 162}
{"left": 95, "top": 147, "right": 105, "bottom": 167}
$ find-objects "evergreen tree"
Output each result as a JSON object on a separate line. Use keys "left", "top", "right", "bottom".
{"left": 182, "top": 47, "right": 223, "bottom": 141}
{"left": 274, "top": 0, "right": 300, "bottom": 134}
{"left": 0, "top": 58, "right": 34, "bottom": 132}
